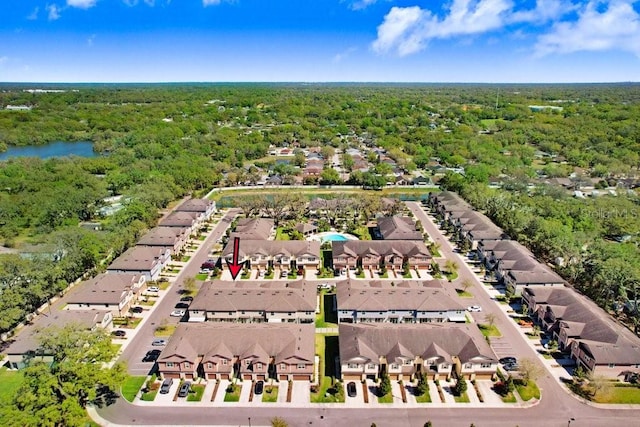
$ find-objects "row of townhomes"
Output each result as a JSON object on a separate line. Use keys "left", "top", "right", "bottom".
{"left": 428, "top": 191, "right": 565, "bottom": 296}
{"left": 151, "top": 204, "right": 499, "bottom": 384}
{"left": 523, "top": 287, "right": 640, "bottom": 379}
{"left": 428, "top": 191, "right": 640, "bottom": 379}
{"left": 5, "top": 199, "right": 216, "bottom": 369}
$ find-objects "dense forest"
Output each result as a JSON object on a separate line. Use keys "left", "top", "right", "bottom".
{"left": 0, "top": 83, "right": 639, "bottom": 334}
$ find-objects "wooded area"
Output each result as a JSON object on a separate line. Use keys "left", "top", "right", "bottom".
{"left": 0, "top": 83, "right": 639, "bottom": 334}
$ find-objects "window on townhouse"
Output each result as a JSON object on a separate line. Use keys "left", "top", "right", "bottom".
{"left": 608, "top": 363, "right": 616, "bottom": 368}
{"left": 441, "top": 364, "right": 449, "bottom": 369}
{"left": 207, "top": 363, "right": 213, "bottom": 369}
{"left": 348, "top": 363, "right": 358, "bottom": 369}
{"left": 245, "top": 359, "right": 251, "bottom": 365}
{"left": 390, "top": 364, "right": 399, "bottom": 370}
{"left": 367, "top": 364, "right": 376, "bottom": 370}
{"left": 257, "top": 363, "right": 262, "bottom": 370}
{"left": 166, "top": 362, "right": 174, "bottom": 367}
{"left": 184, "top": 362, "right": 190, "bottom": 369}
{"left": 481, "top": 363, "right": 491, "bottom": 368}
{"left": 222, "top": 359, "right": 228, "bottom": 365}
{"left": 297, "top": 364, "right": 305, "bottom": 369}
{"left": 464, "top": 363, "right": 472, "bottom": 369}
{"left": 403, "top": 359, "right": 413, "bottom": 366}
{"left": 281, "top": 363, "right": 286, "bottom": 370}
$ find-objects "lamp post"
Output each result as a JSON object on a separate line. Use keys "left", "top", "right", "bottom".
{"left": 248, "top": 417, "right": 251, "bottom": 427}
{"left": 568, "top": 417, "right": 575, "bottom": 427}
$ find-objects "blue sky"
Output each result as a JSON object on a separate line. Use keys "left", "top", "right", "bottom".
{"left": 1, "top": 0, "right": 639, "bottom": 82}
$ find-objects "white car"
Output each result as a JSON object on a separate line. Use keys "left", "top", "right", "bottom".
{"left": 170, "top": 309, "right": 186, "bottom": 317}
{"left": 147, "top": 286, "right": 160, "bottom": 293}
{"left": 467, "top": 305, "right": 482, "bottom": 312}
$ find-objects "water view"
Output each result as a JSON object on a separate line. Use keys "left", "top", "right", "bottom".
{"left": 0, "top": 141, "right": 96, "bottom": 161}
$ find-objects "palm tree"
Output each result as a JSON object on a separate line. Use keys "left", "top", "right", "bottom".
{"left": 444, "top": 259, "right": 459, "bottom": 275}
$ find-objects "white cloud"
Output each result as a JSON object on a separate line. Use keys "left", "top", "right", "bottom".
{"left": 203, "top": 0, "right": 221, "bottom": 5}
{"left": 27, "top": 7, "right": 39, "bottom": 20}
{"left": 67, "top": 0, "right": 97, "bottom": 9}
{"left": 349, "top": 0, "right": 378, "bottom": 11}
{"left": 535, "top": 1, "right": 640, "bottom": 56}
{"left": 372, "top": 6, "right": 425, "bottom": 55}
{"left": 372, "top": 0, "right": 513, "bottom": 56}
{"left": 510, "top": 0, "right": 575, "bottom": 24}
{"left": 333, "top": 47, "right": 357, "bottom": 63}
{"left": 47, "top": 4, "right": 61, "bottom": 20}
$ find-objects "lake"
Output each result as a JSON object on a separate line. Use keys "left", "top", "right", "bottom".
{"left": 0, "top": 141, "right": 96, "bottom": 161}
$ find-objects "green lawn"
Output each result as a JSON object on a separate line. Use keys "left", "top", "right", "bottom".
{"left": 456, "top": 290, "right": 473, "bottom": 298}
{"left": 311, "top": 334, "right": 343, "bottom": 403}
{"left": 180, "top": 255, "right": 192, "bottom": 262}
{"left": 187, "top": 384, "right": 206, "bottom": 402}
{"left": 315, "top": 293, "right": 338, "bottom": 328}
{"left": 377, "top": 392, "right": 393, "bottom": 403}
{"left": 224, "top": 383, "right": 242, "bottom": 402}
{"left": 262, "top": 386, "right": 279, "bottom": 403}
{"left": 454, "top": 391, "right": 470, "bottom": 403}
{"left": 141, "top": 387, "right": 159, "bottom": 401}
{"left": 0, "top": 367, "right": 23, "bottom": 404}
{"left": 478, "top": 324, "right": 502, "bottom": 337}
{"left": 501, "top": 392, "right": 517, "bottom": 403}
{"left": 121, "top": 376, "right": 147, "bottom": 402}
{"left": 275, "top": 227, "right": 291, "bottom": 240}
{"left": 515, "top": 381, "right": 540, "bottom": 401}
{"left": 195, "top": 273, "right": 209, "bottom": 280}
{"left": 415, "top": 388, "right": 432, "bottom": 403}
{"left": 154, "top": 324, "right": 177, "bottom": 337}
{"left": 593, "top": 385, "right": 640, "bottom": 404}
{"left": 445, "top": 271, "right": 459, "bottom": 281}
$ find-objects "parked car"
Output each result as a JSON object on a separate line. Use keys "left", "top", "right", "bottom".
{"left": 178, "top": 381, "right": 191, "bottom": 397}
{"left": 180, "top": 296, "right": 193, "bottom": 302}
{"left": 111, "top": 330, "right": 126, "bottom": 338}
{"left": 160, "top": 378, "right": 173, "bottom": 394}
{"left": 175, "top": 302, "right": 190, "bottom": 309}
{"left": 130, "top": 306, "right": 144, "bottom": 314}
{"left": 347, "top": 381, "right": 357, "bottom": 397}
{"left": 142, "top": 349, "right": 161, "bottom": 362}
{"left": 170, "top": 309, "right": 186, "bottom": 317}
{"left": 280, "top": 270, "right": 288, "bottom": 278}
{"left": 503, "top": 363, "right": 520, "bottom": 372}
{"left": 499, "top": 357, "right": 517, "bottom": 365}
{"left": 147, "top": 286, "right": 160, "bottom": 293}
{"left": 254, "top": 380, "right": 264, "bottom": 395}
{"left": 467, "top": 305, "right": 482, "bottom": 312}
{"left": 152, "top": 338, "right": 167, "bottom": 346}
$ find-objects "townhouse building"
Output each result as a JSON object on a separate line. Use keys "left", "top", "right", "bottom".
{"left": 339, "top": 323, "right": 497, "bottom": 382}
{"left": 332, "top": 241, "right": 431, "bottom": 273}
{"left": 523, "top": 286, "right": 640, "bottom": 379}
{"left": 156, "top": 323, "right": 315, "bottom": 381}
{"left": 188, "top": 280, "right": 315, "bottom": 324}
{"left": 136, "top": 226, "right": 190, "bottom": 255}
{"left": 65, "top": 273, "right": 146, "bottom": 317}
{"left": 376, "top": 216, "right": 423, "bottom": 241}
{"left": 336, "top": 279, "right": 466, "bottom": 324}
{"left": 222, "top": 240, "right": 321, "bottom": 272}
{"left": 106, "top": 246, "right": 170, "bottom": 281}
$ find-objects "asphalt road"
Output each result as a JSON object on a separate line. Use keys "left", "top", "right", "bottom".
{"left": 119, "top": 208, "right": 240, "bottom": 375}
{"left": 95, "top": 203, "right": 640, "bottom": 426}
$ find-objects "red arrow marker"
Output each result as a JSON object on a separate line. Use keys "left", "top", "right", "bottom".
{"left": 226, "top": 237, "right": 244, "bottom": 280}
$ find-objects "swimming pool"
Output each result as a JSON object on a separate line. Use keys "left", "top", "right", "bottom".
{"left": 309, "top": 231, "right": 359, "bottom": 242}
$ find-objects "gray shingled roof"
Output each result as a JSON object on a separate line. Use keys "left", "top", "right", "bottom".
{"left": 222, "top": 240, "right": 320, "bottom": 259}
{"left": 6, "top": 309, "right": 111, "bottom": 355}
{"left": 332, "top": 241, "right": 431, "bottom": 259}
{"left": 158, "top": 323, "right": 314, "bottom": 365}
{"left": 336, "top": 279, "right": 463, "bottom": 313}
{"left": 190, "top": 280, "right": 315, "bottom": 312}
{"left": 159, "top": 211, "right": 198, "bottom": 227}
{"left": 137, "top": 227, "right": 188, "bottom": 247}
{"left": 175, "top": 198, "right": 214, "bottom": 213}
{"left": 229, "top": 218, "right": 274, "bottom": 241}
{"left": 67, "top": 273, "right": 142, "bottom": 305}
{"left": 377, "top": 216, "right": 423, "bottom": 240}
{"left": 339, "top": 323, "right": 496, "bottom": 364}
{"left": 108, "top": 246, "right": 166, "bottom": 271}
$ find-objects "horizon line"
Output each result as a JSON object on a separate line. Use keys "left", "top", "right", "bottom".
{"left": 1, "top": 81, "right": 640, "bottom": 86}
